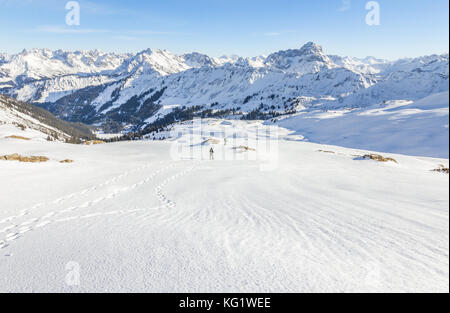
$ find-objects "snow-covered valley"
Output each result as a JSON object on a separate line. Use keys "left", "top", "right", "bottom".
{"left": 0, "top": 118, "right": 448, "bottom": 292}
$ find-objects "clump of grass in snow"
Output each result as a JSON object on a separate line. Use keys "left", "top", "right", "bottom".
{"left": 317, "top": 150, "right": 335, "bottom": 154}
{"left": 84, "top": 140, "right": 106, "bottom": 145}
{"left": 360, "top": 154, "right": 398, "bottom": 164}
{"left": 1, "top": 153, "right": 49, "bottom": 163}
{"left": 5, "top": 135, "right": 31, "bottom": 141}
{"left": 59, "top": 159, "right": 75, "bottom": 163}
{"left": 234, "top": 145, "right": 256, "bottom": 152}
{"left": 432, "top": 164, "right": 449, "bottom": 174}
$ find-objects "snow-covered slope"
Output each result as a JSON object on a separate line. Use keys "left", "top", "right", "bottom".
{"left": 1, "top": 43, "right": 448, "bottom": 134}
{"left": 329, "top": 55, "right": 389, "bottom": 74}
{"left": 0, "top": 119, "right": 448, "bottom": 292}
{"left": 1, "top": 95, "right": 67, "bottom": 141}
{"left": 115, "top": 49, "right": 191, "bottom": 77}
{"left": 141, "top": 91, "right": 449, "bottom": 159}
{"left": 276, "top": 91, "right": 449, "bottom": 158}
{"left": 0, "top": 94, "right": 94, "bottom": 141}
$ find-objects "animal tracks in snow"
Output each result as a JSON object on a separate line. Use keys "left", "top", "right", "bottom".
{"left": 155, "top": 160, "right": 201, "bottom": 208}
{"left": 0, "top": 161, "right": 168, "bottom": 227}
{"left": 0, "top": 160, "right": 200, "bottom": 253}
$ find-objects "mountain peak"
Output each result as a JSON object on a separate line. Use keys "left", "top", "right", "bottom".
{"left": 181, "top": 52, "right": 216, "bottom": 68}
{"left": 299, "top": 41, "right": 323, "bottom": 54}
{"left": 264, "top": 42, "right": 334, "bottom": 74}
{"left": 136, "top": 48, "right": 154, "bottom": 56}
{"left": 117, "top": 48, "right": 190, "bottom": 76}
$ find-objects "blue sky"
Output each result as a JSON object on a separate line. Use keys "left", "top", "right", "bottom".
{"left": 0, "top": 0, "right": 448, "bottom": 59}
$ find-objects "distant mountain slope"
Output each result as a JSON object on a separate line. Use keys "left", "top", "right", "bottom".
{"left": 0, "top": 94, "right": 95, "bottom": 142}
{"left": 276, "top": 91, "right": 449, "bottom": 158}
{"left": 0, "top": 43, "right": 448, "bottom": 132}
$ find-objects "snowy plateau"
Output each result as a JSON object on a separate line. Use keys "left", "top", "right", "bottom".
{"left": 0, "top": 42, "right": 449, "bottom": 292}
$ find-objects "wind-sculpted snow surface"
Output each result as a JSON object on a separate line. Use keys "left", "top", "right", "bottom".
{"left": 0, "top": 120, "right": 448, "bottom": 292}
{"left": 1, "top": 43, "right": 447, "bottom": 130}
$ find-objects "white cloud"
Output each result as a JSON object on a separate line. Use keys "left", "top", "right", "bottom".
{"left": 80, "top": 0, "right": 138, "bottom": 16}
{"left": 264, "top": 32, "right": 282, "bottom": 37}
{"left": 338, "top": 0, "right": 351, "bottom": 12}
{"left": 31, "top": 25, "right": 184, "bottom": 38}
{"left": 33, "top": 25, "right": 110, "bottom": 34}
{"left": 130, "top": 30, "right": 177, "bottom": 35}
{"left": 112, "top": 35, "right": 139, "bottom": 41}
{"left": 262, "top": 30, "right": 296, "bottom": 37}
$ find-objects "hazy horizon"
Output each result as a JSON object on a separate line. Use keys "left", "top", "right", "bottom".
{"left": 1, "top": 42, "right": 449, "bottom": 62}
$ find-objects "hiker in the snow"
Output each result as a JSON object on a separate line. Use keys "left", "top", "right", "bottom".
{"left": 224, "top": 138, "right": 227, "bottom": 146}
{"left": 209, "top": 147, "right": 214, "bottom": 160}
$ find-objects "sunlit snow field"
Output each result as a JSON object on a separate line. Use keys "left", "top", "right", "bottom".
{"left": 0, "top": 116, "right": 448, "bottom": 292}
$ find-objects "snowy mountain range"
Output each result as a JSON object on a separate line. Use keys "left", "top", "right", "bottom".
{"left": 0, "top": 42, "right": 448, "bottom": 132}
